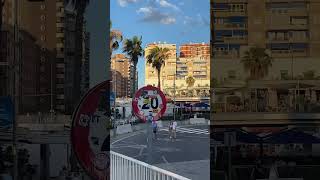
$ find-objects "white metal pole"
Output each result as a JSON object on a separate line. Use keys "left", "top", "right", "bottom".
{"left": 174, "top": 56, "right": 177, "bottom": 121}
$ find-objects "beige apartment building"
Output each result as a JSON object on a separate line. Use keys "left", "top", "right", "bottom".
{"left": 145, "top": 42, "right": 210, "bottom": 98}
{"left": 145, "top": 42, "right": 177, "bottom": 88}
{"left": 211, "top": 0, "right": 320, "bottom": 124}
{"left": 111, "top": 54, "right": 133, "bottom": 98}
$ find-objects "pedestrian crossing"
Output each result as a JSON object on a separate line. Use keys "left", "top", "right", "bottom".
{"left": 160, "top": 127, "right": 209, "bottom": 135}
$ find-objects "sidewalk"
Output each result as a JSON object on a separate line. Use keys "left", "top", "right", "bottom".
{"left": 111, "top": 119, "right": 209, "bottom": 138}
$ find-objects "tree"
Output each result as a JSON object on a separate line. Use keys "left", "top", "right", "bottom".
{"left": 186, "top": 76, "right": 196, "bottom": 89}
{"left": 122, "top": 36, "right": 144, "bottom": 96}
{"left": 110, "top": 21, "right": 123, "bottom": 57}
{"left": 146, "top": 46, "right": 170, "bottom": 90}
{"left": 241, "top": 47, "right": 273, "bottom": 80}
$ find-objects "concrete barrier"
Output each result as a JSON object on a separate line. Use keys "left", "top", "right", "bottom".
{"left": 116, "top": 124, "right": 133, "bottom": 135}
{"left": 190, "top": 118, "right": 207, "bottom": 125}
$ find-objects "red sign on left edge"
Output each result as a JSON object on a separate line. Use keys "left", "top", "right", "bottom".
{"left": 71, "top": 80, "right": 110, "bottom": 180}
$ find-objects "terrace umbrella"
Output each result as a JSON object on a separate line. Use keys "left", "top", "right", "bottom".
{"left": 193, "top": 102, "right": 210, "bottom": 111}
{"left": 263, "top": 129, "right": 320, "bottom": 144}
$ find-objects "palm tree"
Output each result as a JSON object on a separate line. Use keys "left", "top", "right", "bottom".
{"left": 110, "top": 21, "right": 123, "bottom": 57}
{"left": 241, "top": 47, "right": 273, "bottom": 80}
{"left": 146, "top": 46, "right": 170, "bottom": 90}
{"left": 186, "top": 76, "right": 196, "bottom": 89}
{"left": 123, "top": 36, "right": 144, "bottom": 96}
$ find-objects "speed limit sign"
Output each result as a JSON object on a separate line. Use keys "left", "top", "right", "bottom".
{"left": 132, "top": 85, "right": 167, "bottom": 122}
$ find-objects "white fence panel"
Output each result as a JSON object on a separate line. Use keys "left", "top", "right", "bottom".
{"left": 111, "top": 151, "right": 191, "bottom": 180}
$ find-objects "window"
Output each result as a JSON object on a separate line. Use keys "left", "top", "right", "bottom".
{"left": 40, "top": 25, "right": 46, "bottom": 31}
{"left": 40, "top": 5, "right": 46, "bottom": 10}
{"left": 41, "top": 35, "right": 46, "bottom": 41}
{"left": 290, "top": 16, "right": 308, "bottom": 25}
{"left": 40, "top": 56, "right": 46, "bottom": 63}
{"left": 280, "top": 70, "right": 289, "bottom": 80}
{"left": 228, "top": 70, "right": 236, "bottom": 79}
{"left": 40, "top": 15, "right": 46, "bottom": 21}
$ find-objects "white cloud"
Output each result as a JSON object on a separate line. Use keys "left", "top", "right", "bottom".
{"left": 137, "top": 6, "right": 176, "bottom": 25}
{"left": 161, "top": 17, "right": 176, "bottom": 24}
{"left": 156, "top": 0, "right": 180, "bottom": 11}
{"left": 118, "top": 0, "right": 139, "bottom": 7}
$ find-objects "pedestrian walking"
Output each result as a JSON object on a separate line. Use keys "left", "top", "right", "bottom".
{"left": 172, "top": 120, "right": 177, "bottom": 140}
{"left": 152, "top": 121, "right": 158, "bottom": 140}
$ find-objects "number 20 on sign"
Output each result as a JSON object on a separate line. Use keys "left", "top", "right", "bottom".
{"left": 132, "top": 85, "right": 167, "bottom": 122}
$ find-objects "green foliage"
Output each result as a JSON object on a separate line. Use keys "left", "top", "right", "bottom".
{"left": 186, "top": 76, "right": 196, "bottom": 88}
{"left": 146, "top": 46, "right": 170, "bottom": 89}
{"left": 241, "top": 47, "right": 273, "bottom": 80}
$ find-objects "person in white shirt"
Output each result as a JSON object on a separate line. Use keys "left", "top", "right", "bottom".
{"left": 172, "top": 121, "right": 177, "bottom": 140}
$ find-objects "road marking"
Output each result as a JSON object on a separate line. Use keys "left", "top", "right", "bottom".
{"left": 160, "top": 127, "right": 209, "bottom": 135}
{"left": 111, "top": 145, "right": 146, "bottom": 149}
{"left": 162, "top": 156, "right": 169, "bottom": 164}
{"left": 139, "top": 147, "right": 144, "bottom": 156}
{"left": 111, "top": 131, "right": 144, "bottom": 145}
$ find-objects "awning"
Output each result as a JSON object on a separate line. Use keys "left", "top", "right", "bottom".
{"left": 264, "top": 129, "right": 320, "bottom": 144}
{"left": 212, "top": 129, "right": 262, "bottom": 144}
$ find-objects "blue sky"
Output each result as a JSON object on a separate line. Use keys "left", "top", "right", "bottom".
{"left": 111, "top": 0, "right": 210, "bottom": 88}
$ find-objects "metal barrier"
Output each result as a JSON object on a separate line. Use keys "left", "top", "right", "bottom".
{"left": 110, "top": 151, "right": 191, "bottom": 180}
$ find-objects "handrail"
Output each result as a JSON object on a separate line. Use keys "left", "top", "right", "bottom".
{"left": 110, "top": 151, "right": 191, "bottom": 180}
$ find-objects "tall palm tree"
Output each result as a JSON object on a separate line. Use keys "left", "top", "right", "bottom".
{"left": 241, "top": 47, "right": 273, "bottom": 80}
{"left": 110, "top": 21, "right": 123, "bottom": 57}
{"left": 146, "top": 46, "right": 170, "bottom": 90}
{"left": 123, "top": 36, "right": 144, "bottom": 96}
{"left": 186, "top": 76, "right": 196, "bottom": 89}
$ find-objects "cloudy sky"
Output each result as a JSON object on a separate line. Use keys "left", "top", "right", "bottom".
{"left": 111, "top": 0, "right": 210, "bottom": 88}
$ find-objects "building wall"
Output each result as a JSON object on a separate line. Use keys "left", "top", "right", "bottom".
{"left": 111, "top": 54, "right": 131, "bottom": 98}
{"left": 145, "top": 43, "right": 177, "bottom": 88}
{"left": 180, "top": 43, "right": 210, "bottom": 58}
{"left": 2, "top": 0, "right": 88, "bottom": 115}
{"left": 212, "top": 0, "right": 320, "bottom": 82}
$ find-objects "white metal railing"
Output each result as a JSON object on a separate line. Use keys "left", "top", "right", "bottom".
{"left": 110, "top": 151, "right": 191, "bottom": 180}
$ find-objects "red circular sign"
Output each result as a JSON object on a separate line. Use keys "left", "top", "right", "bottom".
{"left": 132, "top": 85, "right": 167, "bottom": 122}
{"left": 71, "top": 80, "right": 110, "bottom": 180}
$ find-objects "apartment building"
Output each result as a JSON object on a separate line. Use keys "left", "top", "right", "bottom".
{"left": 111, "top": 54, "right": 132, "bottom": 98}
{"left": 180, "top": 42, "right": 210, "bottom": 58}
{"left": 211, "top": 0, "right": 320, "bottom": 118}
{"left": 145, "top": 42, "right": 210, "bottom": 98}
{"left": 145, "top": 42, "right": 177, "bottom": 88}
{"left": 1, "top": 0, "right": 89, "bottom": 114}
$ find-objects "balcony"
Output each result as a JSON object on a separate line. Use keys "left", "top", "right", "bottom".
{"left": 223, "top": 36, "right": 248, "bottom": 43}
{"left": 214, "top": 51, "right": 239, "bottom": 58}
{"left": 267, "top": 38, "right": 308, "bottom": 44}
{"left": 213, "top": 0, "right": 247, "bottom": 3}
{"left": 270, "top": 49, "right": 308, "bottom": 58}
{"left": 214, "top": 23, "right": 247, "bottom": 30}
{"left": 214, "top": 11, "right": 247, "bottom": 17}
{"left": 212, "top": 80, "right": 320, "bottom": 125}
{"left": 265, "top": 0, "right": 308, "bottom": 2}
{"left": 267, "top": 23, "right": 308, "bottom": 30}
{"left": 266, "top": 9, "right": 308, "bottom": 17}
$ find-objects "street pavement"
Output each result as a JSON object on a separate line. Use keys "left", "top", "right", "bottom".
{"left": 111, "top": 124, "right": 210, "bottom": 180}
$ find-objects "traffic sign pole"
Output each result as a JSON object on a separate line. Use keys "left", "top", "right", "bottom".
{"left": 132, "top": 85, "right": 167, "bottom": 165}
